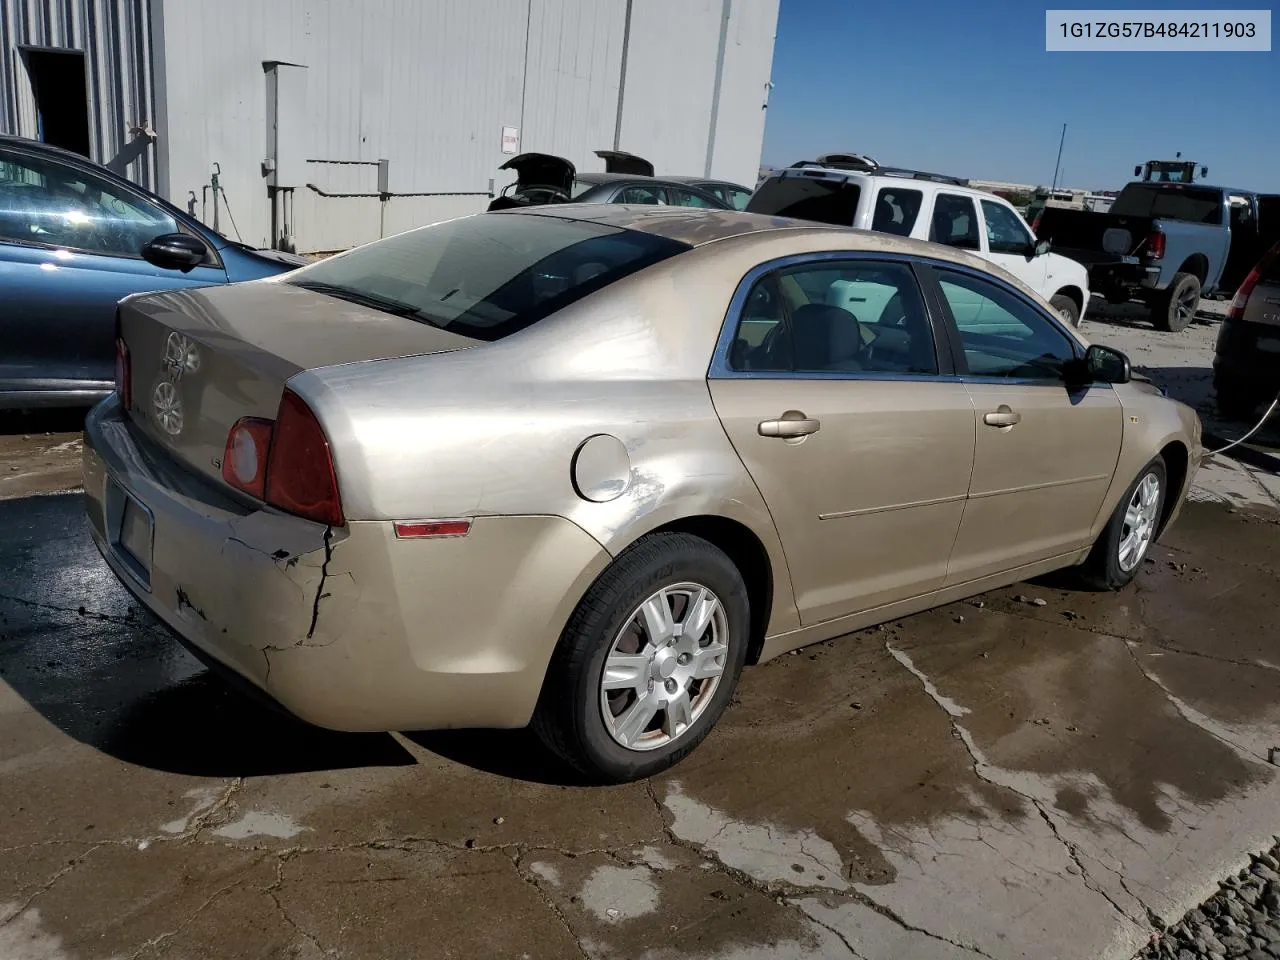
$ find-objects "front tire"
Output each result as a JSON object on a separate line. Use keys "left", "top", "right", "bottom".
{"left": 1152, "top": 273, "right": 1200, "bottom": 332}
{"left": 1050, "top": 293, "right": 1081, "bottom": 328}
{"left": 533, "top": 532, "right": 750, "bottom": 783}
{"left": 1079, "top": 457, "right": 1167, "bottom": 590}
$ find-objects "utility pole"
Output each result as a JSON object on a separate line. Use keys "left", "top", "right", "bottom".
{"left": 1050, "top": 123, "right": 1067, "bottom": 194}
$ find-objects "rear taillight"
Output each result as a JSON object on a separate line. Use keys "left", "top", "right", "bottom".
{"left": 264, "top": 390, "right": 345, "bottom": 526}
{"left": 115, "top": 337, "right": 131, "bottom": 410}
{"left": 1229, "top": 265, "right": 1263, "bottom": 322}
{"left": 222, "top": 418, "right": 273, "bottom": 498}
{"left": 1145, "top": 230, "right": 1166, "bottom": 260}
{"left": 1031, "top": 214, "right": 1042, "bottom": 234}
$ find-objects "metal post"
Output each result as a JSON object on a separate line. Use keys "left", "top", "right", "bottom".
{"left": 1049, "top": 124, "right": 1066, "bottom": 195}
{"left": 210, "top": 162, "right": 222, "bottom": 233}
{"left": 613, "top": 0, "right": 634, "bottom": 151}
{"left": 704, "top": 0, "right": 733, "bottom": 177}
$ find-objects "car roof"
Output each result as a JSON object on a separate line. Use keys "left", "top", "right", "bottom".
{"left": 663, "top": 175, "right": 750, "bottom": 190}
{"left": 0, "top": 134, "right": 105, "bottom": 167}
{"left": 497, "top": 204, "right": 1017, "bottom": 270}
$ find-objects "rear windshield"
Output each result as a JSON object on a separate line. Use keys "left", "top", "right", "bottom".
{"left": 1110, "top": 185, "right": 1223, "bottom": 224}
{"left": 746, "top": 175, "right": 860, "bottom": 226}
{"left": 286, "top": 213, "right": 688, "bottom": 341}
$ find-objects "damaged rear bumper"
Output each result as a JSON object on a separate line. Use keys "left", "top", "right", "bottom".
{"left": 82, "top": 397, "right": 611, "bottom": 732}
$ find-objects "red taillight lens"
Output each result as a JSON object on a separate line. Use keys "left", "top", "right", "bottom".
{"left": 265, "top": 390, "right": 344, "bottom": 526}
{"left": 1145, "top": 230, "right": 1166, "bottom": 260}
{"left": 1229, "top": 266, "right": 1262, "bottom": 321}
{"left": 394, "top": 520, "right": 471, "bottom": 539}
{"left": 222, "top": 418, "right": 274, "bottom": 498}
{"left": 115, "top": 337, "right": 132, "bottom": 410}
{"left": 1031, "top": 214, "right": 1042, "bottom": 234}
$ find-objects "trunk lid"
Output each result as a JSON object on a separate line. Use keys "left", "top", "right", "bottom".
{"left": 118, "top": 278, "right": 476, "bottom": 486}
{"left": 594, "top": 150, "right": 654, "bottom": 177}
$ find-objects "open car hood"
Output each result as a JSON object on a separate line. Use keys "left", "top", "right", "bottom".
{"left": 497, "top": 152, "right": 576, "bottom": 192}
{"left": 594, "top": 150, "right": 654, "bottom": 177}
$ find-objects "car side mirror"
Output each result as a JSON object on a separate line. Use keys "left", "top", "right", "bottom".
{"left": 1065, "top": 344, "right": 1131, "bottom": 386}
{"left": 141, "top": 233, "right": 207, "bottom": 272}
{"left": 1029, "top": 239, "right": 1051, "bottom": 258}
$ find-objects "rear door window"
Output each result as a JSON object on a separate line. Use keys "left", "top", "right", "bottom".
{"left": 728, "top": 260, "right": 938, "bottom": 376}
{"left": 666, "top": 187, "right": 718, "bottom": 208}
{"left": 929, "top": 194, "right": 981, "bottom": 251}
{"left": 746, "top": 175, "right": 860, "bottom": 226}
{"left": 871, "top": 187, "right": 923, "bottom": 237}
{"left": 616, "top": 184, "right": 664, "bottom": 205}
{"left": 287, "top": 214, "right": 689, "bottom": 341}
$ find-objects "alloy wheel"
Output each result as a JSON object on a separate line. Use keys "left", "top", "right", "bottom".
{"left": 599, "top": 582, "right": 729, "bottom": 751}
{"left": 1118, "top": 472, "right": 1162, "bottom": 571}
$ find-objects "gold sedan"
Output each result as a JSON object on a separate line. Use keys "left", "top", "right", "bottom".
{"left": 83, "top": 206, "right": 1202, "bottom": 782}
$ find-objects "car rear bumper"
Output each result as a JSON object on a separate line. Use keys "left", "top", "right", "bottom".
{"left": 83, "top": 396, "right": 611, "bottom": 732}
{"left": 1214, "top": 320, "right": 1280, "bottom": 396}
{"left": 1084, "top": 260, "right": 1162, "bottom": 294}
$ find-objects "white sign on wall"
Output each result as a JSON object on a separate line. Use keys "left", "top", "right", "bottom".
{"left": 501, "top": 126, "right": 519, "bottom": 154}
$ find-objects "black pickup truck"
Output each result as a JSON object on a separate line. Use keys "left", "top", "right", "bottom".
{"left": 1034, "top": 182, "right": 1280, "bottom": 332}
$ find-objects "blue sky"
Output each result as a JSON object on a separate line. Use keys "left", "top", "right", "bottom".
{"left": 761, "top": 0, "right": 1279, "bottom": 192}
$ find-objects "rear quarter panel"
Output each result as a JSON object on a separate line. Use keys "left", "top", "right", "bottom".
{"left": 1155, "top": 218, "right": 1228, "bottom": 291}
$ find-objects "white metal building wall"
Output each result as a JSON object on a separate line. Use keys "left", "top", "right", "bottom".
{"left": 0, "top": 0, "right": 157, "bottom": 188}
{"left": 151, "top": 0, "right": 778, "bottom": 253}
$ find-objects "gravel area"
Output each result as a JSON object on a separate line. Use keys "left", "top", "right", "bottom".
{"left": 1141, "top": 843, "right": 1280, "bottom": 960}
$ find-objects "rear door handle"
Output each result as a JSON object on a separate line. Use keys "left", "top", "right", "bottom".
{"left": 983, "top": 405, "right": 1022, "bottom": 428}
{"left": 758, "top": 411, "right": 821, "bottom": 438}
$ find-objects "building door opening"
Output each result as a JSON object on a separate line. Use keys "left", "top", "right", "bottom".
{"left": 22, "top": 48, "right": 91, "bottom": 157}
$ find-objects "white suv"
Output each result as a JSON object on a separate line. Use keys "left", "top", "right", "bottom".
{"left": 748, "top": 164, "right": 1091, "bottom": 327}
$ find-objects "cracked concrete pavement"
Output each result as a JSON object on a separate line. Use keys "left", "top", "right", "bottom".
{"left": 2, "top": 484, "right": 1278, "bottom": 958}
{"left": 2, "top": 305, "right": 1280, "bottom": 959}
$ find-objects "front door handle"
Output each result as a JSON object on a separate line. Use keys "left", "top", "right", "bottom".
{"left": 758, "top": 411, "right": 821, "bottom": 438}
{"left": 983, "top": 405, "right": 1022, "bottom": 428}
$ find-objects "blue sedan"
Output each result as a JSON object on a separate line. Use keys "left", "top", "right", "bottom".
{"left": 0, "top": 136, "right": 307, "bottom": 410}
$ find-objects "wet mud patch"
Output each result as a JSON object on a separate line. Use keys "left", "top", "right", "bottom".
{"left": 1130, "top": 552, "right": 1280, "bottom": 667}
{"left": 523, "top": 844, "right": 846, "bottom": 959}
{"left": 275, "top": 846, "right": 581, "bottom": 959}
{"left": 659, "top": 636, "right": 1028, "bottom": 888}
{"left": 1158, "top": 499, "right": 1280, "bottom": 568}
{"left": 892, "top": 605, "right": 1268, "bottom": 834}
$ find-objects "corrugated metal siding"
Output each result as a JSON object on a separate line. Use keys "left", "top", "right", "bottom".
{"left": 705, "top": 0, "right": 778, "bottom": 188}
{"left": 151, "top": 0, "right": 778, "bottom": 252}
{"left": 616, "top": 0, "right": 722, "bottom": 180}
{"left": 0, "top": 0, "right": 156, "bottom": 189}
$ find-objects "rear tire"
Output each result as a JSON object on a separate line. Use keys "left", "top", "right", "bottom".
{"left": 1050, "top": 293, "right": 1081, "bottom": 328}
{"left": 1078, "top": 457, "right": 1167, "bottom": 590}
{"left": 1152, "top": 273, "right": 1200, "bottom": 332}
{"left": 533, "top": 532, "right": 749, "bottom": 783}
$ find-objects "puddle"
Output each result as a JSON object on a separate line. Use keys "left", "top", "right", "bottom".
{"left": 212, "top": 811, "right": 308, "bottom": 840}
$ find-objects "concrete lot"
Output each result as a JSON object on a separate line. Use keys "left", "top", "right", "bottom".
{"left": 1, "top": 301, "right": 1278, "bottom": 960}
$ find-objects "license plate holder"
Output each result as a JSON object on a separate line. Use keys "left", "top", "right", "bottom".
{"left": 107, "top": 479, "right": 154, "bottom": 589}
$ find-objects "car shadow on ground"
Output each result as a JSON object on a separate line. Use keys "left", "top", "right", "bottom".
{"left": 0, "top": 492, "right": 417, "bottom": 778}
{"left": 0, "top": 407, "right": 88, "bottom": 436}
{"left": 1086, "top": 299, "right": 1224, "bottom": 331}
{"left": 405, "top": 729, "right": 594, "bottom": 786}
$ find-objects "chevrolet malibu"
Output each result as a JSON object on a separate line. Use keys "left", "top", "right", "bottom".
{"left": 83, "top": 206, "right": 1202, "bottom": 782}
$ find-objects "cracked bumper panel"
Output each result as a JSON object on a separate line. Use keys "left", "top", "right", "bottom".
{"left": 83, "top": 397, "right": 612, "bottom": 732}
